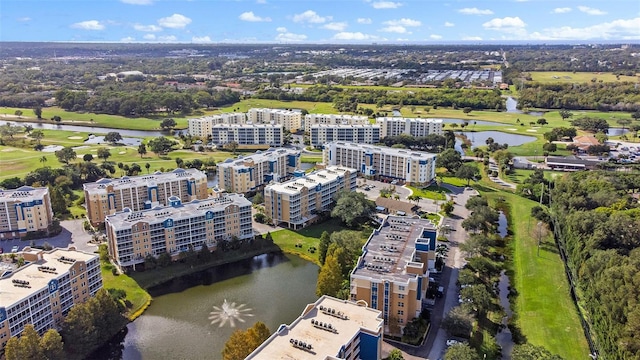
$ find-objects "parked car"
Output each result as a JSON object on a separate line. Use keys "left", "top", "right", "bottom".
{"left": 436, "top": 286, "right": 445, "bottom": 298}
{"left": 11, "top": 245, "right": 19, "bottom": 253}
{"left": 446, "top": 339, "right": 461, "bottom": 347}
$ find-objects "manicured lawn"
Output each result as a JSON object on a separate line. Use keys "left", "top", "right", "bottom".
{"left": 504, "top": 169, "right": 567, "bottom": 185}
{"left": 482, "top": 191, "right": 590, "bottom": 359}
{"left": 528, "top": 71, "right": 639, "bottom": 84}
{"left": 270, "top": 218, "right": 347, "bottom": 265}
{"left": 300, "top": 154, "right": 322, "bottom": 163}
{"left": 0, "top": 145, "right": 67, "bottom": 180}
{"left": 101, "top": 262, "right": 151, "bottom": 321}
{"left": 407, "top": 185, "right": 450, "bottom": 200}
{"left": 439, "top": 175, "right": 469, "bottom": 187}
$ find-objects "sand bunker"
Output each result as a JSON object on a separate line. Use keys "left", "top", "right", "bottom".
{"left": 526, "top": 129, "right": 538, "bottom": 132}
{"left": 68, "top": 136, "right": 83, "bottom": 140}
{"left": 118, "top": 151, "right": 126, "bottom": 155}
{"left": 506, "top": 128, "right": 518, "bottom": 131}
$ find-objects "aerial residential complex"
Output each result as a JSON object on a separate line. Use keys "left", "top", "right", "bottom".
{"left": 310, "top": 124, "right": 381, "bottom": 148}
{"left": 350, "top": 216, "right": 438, "bottom": 334}
{"left": 264, "top": 166, "right": 357, "bottom": 229}
{"left": 209, "top": 124, "right": 284, "bottom": 148}
{"left": 247, "top": 108, "right": 302, "bottom": 132}
{"left": 247, "top": 295, "right": 384, "bottom": 360}
{"left": 304, "top": 114, "right": 369, "bottom": 133}
{"left": 104, "top": 193, "right": 253, "bottom": 269}
{"left": 217, "top": 148, "right": 301, "bottom": 193}
{"left": 323, "top": 142, "right": 437, "bottom": 185}
{"left": 187, "top": 113, "right": 246, "bottom": 138}
{"left": 376, "top": 117, "right": 444, "bottom": 138}
{"left": 83, "top": 169, "right": 209, "bottom": 226}
{"left": 0, "top": 248, "right": 103, "bottom": 352}
{"left": 0, "top": 186, "right": 53, "bottom": 240}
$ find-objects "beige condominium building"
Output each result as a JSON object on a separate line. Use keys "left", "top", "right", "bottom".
{"left": 187, "top": 113, "right": 247, "bottom": 138}
{"left": 247, "top": 295, "right": 384, "bottom": 360}
{"left": 264, "top": 166, "right": 357, "bottom": 229}
{"left": 217, "top": 148, "right": 302, "bottom": 194}
{"left": 210, "top": 124, "right": 284, "bottom": 148}
{"left": 84, "top": 169, "right": 209, "bottom": 226}
{"left": 0, "top": 186, "right": 53, "bottom": 240}
{"left": 304, "top": 114, "right": 369, "bottom": 133}
{"left": 104, "top": 193, "right": 252, "bottom": 269}
{"left": 310, "top": 124, "right": 381, "bottom": 148}
{"left": 247, "top": 108, "right": 302, "bottom": 132}
{"left": 350, "top": 216, "right": 438, "bottom": 335}
{"left": 376, "top": 117, "right": 444, "bottom": 138}
{"left": 322, "top": 142, "right": 437, "bottom": 185}
{"left": 0, "top": 248, "right": 102, "bottom": 351}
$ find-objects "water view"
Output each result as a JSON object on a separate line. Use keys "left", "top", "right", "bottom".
{"left": 455, "top": 130, "right": 536, "bottom": 153}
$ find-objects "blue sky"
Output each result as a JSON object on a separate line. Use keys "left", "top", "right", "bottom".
{"left": 1, "top": 0, "right": 639, "bottom": 43}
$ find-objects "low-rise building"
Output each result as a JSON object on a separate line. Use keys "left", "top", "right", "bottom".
{"left": 104, "top": 193, "right": 252, "bottom": 269}
{"left": 264, "top": 166, "right": 357, "bottom": 229}
{"left": 0, "top": 248, "right": 102, "bottom": 351}
{"left": 350, "top": 216, "right": 437, "bottom": 335}
{"left": 377, "top": 117, "right": 443, "bottom": 138}
{"left": 247, "top": 295, "right": 384, "bottom": 360}
{"left": 323, "top": 142, "right": 437, "bottom": 185}
{"left": 310, "top": 124, "right": 381, "bottom": 148}
{"left": 84, "top": 169, "right": 209, "bottom": 226}
{"left": 0, "top": 186, "right": 53, "bottom": 240}
{"left": 304, "top": 114, "right": 369, "bottom": 133}
{"left": 248, "top": 108, "right": 302, "bottom": 132}
{"left": 210, "top": 124, "right": 284, "bottom": 148}
{"left": 218, "top": 148, "right": 301, "bottom": 193}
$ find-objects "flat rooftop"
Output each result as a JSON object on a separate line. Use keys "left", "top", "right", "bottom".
{"left": 247, "top": 296, "right": 382, "bottom": 360}
{"left": 376, "top": 117, "right": 444, "bottom": 124}
{"left": 266, "top": 166, "right": 355, "bottom": 195}
{"left": 218, "top": 148, "right": 300, "bottom": 169}
{"left": 83, "top": 168, "right": 206, "bottom": 193}
{"left": 0, "top": 186, "right": 48, "bottom": 203}
{"left": 210, "top": 123, "right": 283, "bottom": 128}
{"left": 0, "top": 248, "right": 98, "bottom": 308}
{"left": 310, "top": 124, "right": 380, "bottom": 129}
{"left": 352, "top": 215, "right": 437, "bottom": 283}
{"left": 328, "top": 142, "right": 438, "bottom": 160}
{"left": 305, "top": 114, "right": 368, "bottom": 120}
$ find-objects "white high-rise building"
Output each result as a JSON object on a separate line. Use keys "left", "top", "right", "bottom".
{"left": 248, "top": 108, "right": 302, "bottom": 132}
{"left": 304, "top": 114, "right": 369, "bottom": 133}
{"left": 188, "top": 113, "right": 246, "bottom": 138}
{"left": 376, "top": 117, "right": 443, "bottom": 138}
{"left": 310, "top": 124, "right": 381, "bottom": 148}
{"left": 210, "top": 124, "right": 284, "bottom": 147}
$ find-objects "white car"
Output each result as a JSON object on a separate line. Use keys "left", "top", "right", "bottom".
{"left": 446, "top": 339, "right": 460, "bottom": 347}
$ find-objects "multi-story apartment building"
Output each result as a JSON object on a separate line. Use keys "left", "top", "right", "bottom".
{"left": 83, "top": 169, "right": 208, "bottom": 226}
{"left": 350, "top": 216, "right": 437, "bottom": 335}
{"left": 310, "top": 125, "right": 381, "bottom": 148}
{"left": 376, "top": 117, "right": 444, "bottom": 138}
{"left": 0, "top": 186, "right": 53, "bottom": 240}
{"left": 187, "top": 113, "right": 246, "bottom": 138}
{"left": 247, "top": 295, "right": 384, "bottom": 360}
{"left": 304, "top": 114, "right": 369, "bottom": 133}
{"left": 0, "top": 248, "right": 102, "bottom": 351}
{"left": 264, "top": 166, "right": 357, "bottom": 229}
{"left": 218, "top": 148, "right": 301, "bottom": 193}
{"left": 323, "top": 142, "right": 437, "bottom": 186}
{"left": 247, "top": 108, "right": 302, "bottom": 132}
{"left": 210, "top": 124, "right": 283, "bottom": 148}
{"left": 104, "top": 193, "right": 252, "bottom": 269}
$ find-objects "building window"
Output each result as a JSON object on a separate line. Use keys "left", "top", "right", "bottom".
{"left": 398, "top": 302, "right": 404, "bottom": 308}
{"left": 398, "top": 285, "right": 405, "bottom": 291}
{"left": 398, "top": 294, "right": 404, "bottom": 299}
{"left": 397, "top": 310, "right": 404, "bottom": 316}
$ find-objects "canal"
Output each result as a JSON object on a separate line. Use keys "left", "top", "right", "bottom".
{"left": 93, "top": 253, "right": 319, "bottom": 360}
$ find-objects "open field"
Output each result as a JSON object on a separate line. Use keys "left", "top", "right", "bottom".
{"left": 407, "top": 185, "right": 450, "bottom": 200}
{"left": 528, "top": 71, "right": 639, "bottom": 84}
{"left": 504, "top": 169, "right": 567, "bottom": 185}
{"left": 101, "top": 262, "right": 151, "bottom": 321}
{"left": 270, "top": 218, "right": 347, "bottom": 265}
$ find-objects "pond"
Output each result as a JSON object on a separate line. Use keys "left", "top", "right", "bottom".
{"left": 496, "top": 211, "right": 514, "bottom": 359}
{"left": 506, "top": 97, "right": 544, "bottom": 117}
{"left": 0, "top": 120, "right": 165, "bottom": 138}
{"left": 84, "top": 135, "right": 142, "bottom": 146}
{"left": 93, "top": 253, "right": 319, "bottom": 360}
{"left": 455, "top": 130, "right": 537, "bottom": 151}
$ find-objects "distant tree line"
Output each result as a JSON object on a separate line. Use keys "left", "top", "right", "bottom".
{"left": 379, "top": 132, "right": 456, "bottom": 152}
{"left": 517, "top": 82, "right": 640, "bottom": 111}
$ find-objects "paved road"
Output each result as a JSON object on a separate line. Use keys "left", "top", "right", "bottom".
{"left": 0, "top": 219, "right": 98, "bottom": 255}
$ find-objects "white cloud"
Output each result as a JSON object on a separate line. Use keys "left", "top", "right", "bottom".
{"left": 120, "top": 36, "right": 136, "bottom": 42}
{"left": 552, "top": 7, "right": 572, "bottom": 14}
{"left": 239, "top": 11, "right": 272, "bottom": 22}
{"left": 458, "top": 8, "right": 494, "bottom": 15}
{"left": 17, "top": 17, "right": 31, "bottom": 22}
{"left": 371, "top": 1, "right": 402, "bottom": 9}
{"left": 276, "top": 27, "right": 287, "bottom": 33}
{"left": 157, "top": 35, "right": 177, "bottom": 42}
{"left": 383, "top": 18, "right": 421, "bottom": 27}
{"left": 292, "top": 10, "right": 331, "bottom": 24}
{"left": 71, "top": 20, "right": 105, "bottom": 30}
{"left": 192, "top": 36, "right": 212, "bottom": 43}
{"left": 380, "top": 25, "right": 409, "bottom": 34}
{"left": 530, "top": 17, "right": 640, "bottom": 40}
{"left": 276, "top": 32, "right": 307, "bottom": 42}
{"left": 143, "top": 34, "right": 156, "bottom": 40}
{"left": 444, "top": 21, "right": 455, "bottom": 27}
{"left": 578, "top": 6, "right": 607, "bottom": 15}
{"left": 430, "top": 34, "right": 443, "bottom": 39}
{"left": 323, "top": 22, "right": 348, "bottom": 31}
{"left": 483, "top": 16, "right": 526, "bottom": 30}
{"left": 157, "top": 14, "right": 191, "bottom": 29}
{"left": 462, "top": 36, "right": 483, "bottom": 41}
{"left": 357, "top": 18, "right": 372, "bottom": 24}
{"left": 333, "top": 32, "right": 380, "bottom": 41}
{"left": 120, "top": 0, "right": 153, "bottom": 4}
{"left": 134, "top": 24, "right": 162, "bottom": 32}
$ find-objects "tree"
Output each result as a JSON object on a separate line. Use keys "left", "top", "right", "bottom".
{"left": 442, "top": 307, "right": 474, "bottom": 338}
{"left": 542, "top": 142, "right": 557, "bottom": 153}
{"left": 559, "top": 109, "right": 573, "bottom": 120}
{"left": 30, "top": 129, "right": 45, "bottom": 145}
{"left": 39, "top": 156, "right": 47, "bottom": 166}
{"left": 436, "top": 148, "right": 463, "bottom": 173}
{"left": 407, "top": 194, "right": 422, "bottom": 205}
{"left": 97, "top": 147, "right": 111, "bottom": 162}
{"left": 222, "top": 322, "right": 271, "bottom": 360}
{"left": 461, "top": 284, "right": 493, "bottom": 316}
{"left": 246, "top": 322, "right": 271, "bottom": 350}
{"left": 34, "top": 105, "right": 43, "bottom": 119}
{"left": 632, "top": 111, "right": 640, "bottom": 121}
{"left": 386, "top": 349, "right": 405, "bottom": 360}
{"left": 5, "top": 324, "right": 45, "bottom": 360}
{"left": 14, "top": 109, "right": 23, "bottom": 117}
{"left": 54, "top": 147, "right": 76, "bottom": 164}
{"left": 537, "top": 118, "right": 548, "bottom": 126}
{"left": 148, "top": 137, "right": 177, "bottom": 155}
{"left": 441, "top": 200, "right": 454, "bottom": 216}
{"left": 104, "top": 132, "right": 123, "bottom": 145}
{"left": 40, "top": 329, "right": 65, "bottom": 360}
{"left": 444, "top": 343, "right": 480, "bottom": 360}
{"left": 52, "top": 115, "right": 62, "bottom": 122}
{"left": 512, "top": 343, "right": 563, "bottom": 360}
{"left": 460, "top": 234, "right": 492, "bottom": 258}
{"left": 83, "top": 153, "right": 94, "bottom": 162}
{"left": 224, "top": 141, "right": 239, "bottom": 154}
{"left": 252, "top": 193, "right": 264, "bottom": 205}
{"left": 455, "top": 164, "right": 479, "bottom": 186}
{"left": 318, "top": 231, "right": 331, "bottom": 265}
{"left": 316, "top": 249, "right": 344, "bottom": 297}
{"left": 160, "top": 118, "right": 177, "bottom": 130}
{"left": 331, "top": 191, "right": 375, "bottom": 227}
{"left": 616, "top": 118, "right": 632, "bottom": 131}
{"left": 138, "top": 143, "right": 147, "bottom": 158}
{"left": 145, "top": 162, "right": 151, "bottom": 173}
{"left": 50, "top": 186, "right": 69, "bottom": 216}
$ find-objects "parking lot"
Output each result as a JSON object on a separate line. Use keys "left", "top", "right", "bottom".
{"left": 355, "top": 179, "right": 412, "bottom": 202}
{"left": 0, "top": 219, "right": 98, "bottom": 255}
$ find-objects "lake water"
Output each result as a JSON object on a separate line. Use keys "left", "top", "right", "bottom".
{"left": 94, "top": 253, "right": 319, "bottom": 360}
{"left": 455, "top": 131, "right": 536, "bottom": 151}
{"left": 0, "top": 120, "right": 165, "bottom": 138}
{"left": 506, "top": 97, "right": 544, "bottom": 117}
{"left": 496, "top": 211, "right": 514, "bottom": 359}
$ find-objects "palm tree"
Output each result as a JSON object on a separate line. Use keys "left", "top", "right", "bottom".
{"left": 40, "top": 156, "right": 47, "bottom": 165}
{"left": 145, "top": 163, "right": 151, "bottom": 174}
{"left": 473, "top": 147, "right": 485, "bottom": 159}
